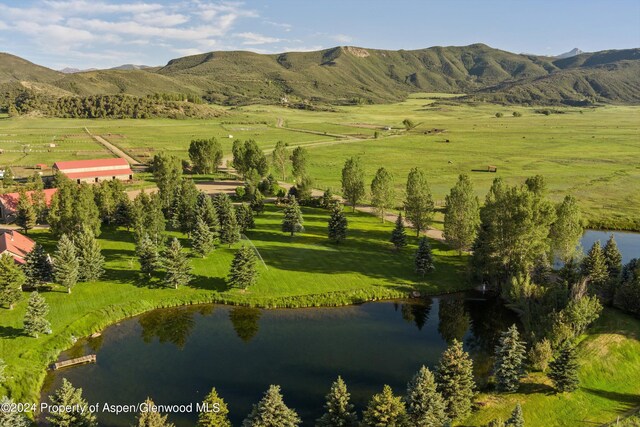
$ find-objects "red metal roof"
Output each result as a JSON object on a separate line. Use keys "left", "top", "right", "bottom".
{"left": 64, "top": 168, "right": 133, "bottom": 179}
{"left": 53, "top": 157, "right": 129, "bottom": 171}
{"left": 0, "top": 229, "right": 35, "bottom": 263}
{"left": 0, "top": 188, "right": 58, "bottom": 213}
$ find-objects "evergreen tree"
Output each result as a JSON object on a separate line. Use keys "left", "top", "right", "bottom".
{"left": 582, "top": 241, "right": 610, "bottom": 301}
{"left": 196, "top": 193, "right": 220, "bottom": 242}
{"left": 23, "top": 291, "right": 51, "bottom": 337}
{"left": 390, "top": 213, "right": 407, "bottom": 251}
{"left": 505, "top": 404, "right": 524, "bottom": 427}
{"left": 171, "top": 178, "right": 200, "bottom": 234}
{"left": 242, "top": 385, "right": 301, "bottom": 427}
{"left": 214, "top": 193, "right": 240, "bottom": 247}
{"left": 493, "top": 324, "right": 527, "bottom": 392}
{"left": 614, "top": 259, "right": 640, "bottom": 317}
{"left": 228, "top": 245, "right": 259, "bottom": 290}
{"left": 163, "top": 238, "right": 192, "bottom": 289}
{"left": 341, "top": 157, "right": 366, "bottom": 212}
{"left": 272, "top": 141, "right": 289, "bottom": 181}
{"left": 74, "top": 227, "right": 105, "bottom": 282}
{"left": 48, "top": 179, "right": 102, "bottom": 237}
{"left": 370, "top": 167, "right": 395, "bottom": 222}
{"left": 22, "top": 243, "right": 53, "bottom": 288}
{"left": 115, "top": 197, "right": 134, "bottom": 230}
{"left": 282, "top": 196, "right": 304, "bottom": 236}
{"left": 435, "top": 339, "right": 475, "bottom": 420}
{"left": 198, "top": 388, "right": 232, "bottom": 427}
{"left": 0, "top": 253, "right": 25, "bottom": 309}
{"left": 603, "top": 235, "right": 623, "bottom": 279}
{"left": 316, "top": 376, "right": 358, "bottom": 427}
{"left": 290, "top": 146, "right": 308, "bottom": 182}
{"left": 328, "top": 203, "right": 348, "bottom": 243}
{"left": 236, "top": 203, "right": 255, "bottom": 233}
{"left": 549, "top": 195, "right": 583, "bottom": 263}
{"left": 415, "top": 237, "right": 435, "bottom": 277}
{"left": 362, "top": 384, "right": 408, "bottom": 427}
{"left": 547, "top": 342, "right": 579, "bottom": 393}
{"left": 53, "top": 234, "right": 80, "bottom": 293}
{"left": 47, "top": 378, "right": 97, "bottom": 426}
{"left": 137, "top": 233, "right": 160, "bottom": 277}
{"left": 192, "top": 216, "right": 216, "bottom": 257}
{"left": 0, "top": 396, "right": 29, "bottom": 427}
{"left": 250, "top": 190, "right": 265, "bottom": 215}
{"left": 444, "top": 174, "right": 480, "bottom": 255}
{"left": 136, "top": 398, "right": 175, "bottom": 427}
{"left": 404, "top": 167, "right": 434, "bottom": 236}
{"left": 406, "top": 365, "right": 449, "bottom": 427}
{"left": 15, "top": 187, "right": 37, "bottom": 233}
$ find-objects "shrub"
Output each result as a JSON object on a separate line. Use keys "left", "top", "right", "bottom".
{"left": 495, "top": 112, "right": 504, "bottom": 118}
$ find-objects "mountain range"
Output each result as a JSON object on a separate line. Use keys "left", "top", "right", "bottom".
{"left": 1, "top": 43, "right": 639, "bottom": 106}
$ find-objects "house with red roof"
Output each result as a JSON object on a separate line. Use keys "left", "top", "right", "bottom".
{"left": 0, "top": 229, "right": 35, "bottom": 264}
{"left": 0, "top": 188, "right": 58, "bottom": 222}
{"left": 53, "top": 157, "right": 133, "bottom": 184}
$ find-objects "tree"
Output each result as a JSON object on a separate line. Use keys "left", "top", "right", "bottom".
{"left": 549, "top": 195, "right": 583, "bottom": 263}
{"left": 0, "top": 253, "right": 24, "bottom": 309}
{"left": 435, "top": 339, "right": 475, "bottom": 420}
{"left": 282, "top": 196, "right": 304, "bottom": 236}
{"left": 316, "top": 376, "right": 358, "bottom": 427}
{"left": 163, "top": 238, "right": 192, "bottom": 289}
{"left": 404, "top": 168, "right": 434, "bottom": 236}
{"left": 328, "top": 203, "right": 348, "bottom": 243}
{"left": 196, "top": 192, "right": 220, "bottom": 237}
{"left": 614, "top": 259, "right": 640, "bottom": 317}
{"left": 23, "top": 291, "right": 51, "bottom": 337}
{"left": 415, "top": 237, "right": 435, "bottom": 277}
{"left": 362, "top": 384, "right": 408, "bottom": 427}
{"left": 198, "top": 388, "right": 231, "bottom": 427}
{"left": 214, "top": 193, "right": 241, "bottom": 247}
{"left": 15, "top": 187, "right": 36, "bottom": 233}
{"left": 0, "top": 396, "right": 29, "bottom": 427}
{"left": 493, "top": 324, "right": 526, "bottom": 392}
{"left": 506, "top": 404, "right": 524, "bottom": 427}
{"left": 402, "top": 118, "right": 417, "bottom": 130}
{"left": 137, "top": 233, "right": 160, "bottom": 276}
{"left": 242, "top": 385, "right": 301, "bottom": 427}
{"left": 53, "top": 234, "right": 80, "bottom": 293}
{"left": 152, "top": 152, "right": 183, "bottom": 209}
{"left": 2, "top": 167, "right": 14, "bottom": 187}
{"left": 170, "top": 179, "right": 200, "bottom": 234}
{"left": 132, "top": 191, "right": 166, "bottom": 246}
{"left": 370, "top": 167, "right": 395, "bottom": 222}
{"left": 136, "top": 398, "right": 175, "bottom": 427}
{"left": 48, "top": 178, "right": 101, "bottom": 237}
{"left": 390, "top": 213, "right": 407, "bottom": 251}
{"left": 528, "top": 339, "right": 553, "bottom": 372}
{"left": 228, "top": 245, "right": 259, "bottom": 290}
{"left": 189, "top": 137, "right": 223, "bottom": 174}
{"left": 192, "top": 216, "right": 216, "bottom": 257}
{"left": 444, "top": 174, "right": 480, "bottom": 255}
{"left": 47, "top": 378, "right": 97, "bottom": 426}
{"left": 603, "top": 235, "right": 623, "bottom": 280}
{"left": 582, "top": 241, "right": 610, "bottom": 301}
{"left": 250, "top": 190, "right": 265, "bottom": 215}
{"left": 406, "top": 365, "right": 449, "bottom": 427}
{"left": 236, "top": 203, "right": 255, "bottom": 233}
{"left": 233, "top": 140, "right": 269, "bottom": 178}
{"left": 547, "top": 342, "right": 579, "bottom": 393}
{"left": 341, "top": 157, "right": 365, "bottom": 212}
{"left": 74, "top": 227, "right": 105, "bottom": 282}
{"left": 272, "top": 141, "right": 289, "bottom": 181}
{"left": 290, "top": 146, "right": 308, "bottom": 182}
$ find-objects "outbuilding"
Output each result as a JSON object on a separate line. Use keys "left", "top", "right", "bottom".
{"left": 53, "top": 158, "right": 133, "bottom": 184}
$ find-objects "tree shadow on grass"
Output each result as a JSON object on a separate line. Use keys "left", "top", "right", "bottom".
{"left": 0, "top": 325, "right": 24, "bottom": 339}
{"left": 582, "top": 387, "right": 640, "bottom": 406}
{"left": 517, "top": 380, "right": 556, "bottom": 395}
{"left": 188, "top": 274, "right": 228, "bottom": 292}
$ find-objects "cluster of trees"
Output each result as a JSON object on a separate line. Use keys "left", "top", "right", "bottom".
{"left": 10, "top": 91, "right": 210, "bottom": 119}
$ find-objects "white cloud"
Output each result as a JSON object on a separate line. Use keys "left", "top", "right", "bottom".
{"left": 264, "top": 20, "right": 292, "bottom": 32}
{"left": 281, "top": 45, "right": 324, "bottom": 53}
{"left": 331, "top": 34, "right": 353, "bottom": 44}
{"left": 236, "top": 32, "right": 282, "bottom": 45}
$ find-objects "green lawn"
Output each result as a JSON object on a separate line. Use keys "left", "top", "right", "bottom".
{"left": 0, "top": 204, "right": 468, "bottom": 405}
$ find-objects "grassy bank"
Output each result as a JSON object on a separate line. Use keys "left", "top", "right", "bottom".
{"left": 0, "top": 205, "right": 468, "bottom": 405}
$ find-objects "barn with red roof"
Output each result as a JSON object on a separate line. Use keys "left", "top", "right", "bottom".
{"left": 0, "top": 188, "right": 58, "bottom": 222}
{"left": 0, "top": 229, "right": 35, "bottom": 264}
{"left": 53, "top": 157, "right": 133, "bottom": 184}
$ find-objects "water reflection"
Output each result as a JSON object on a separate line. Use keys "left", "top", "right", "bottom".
{"left": 438, "top": 296, "right": 471, "bottom": 343}
{"left": 138, "top": 306, "right": 213, "bottom": 348}
{"left": 228, "top": 307, "right": 262, "bottom": 342}
{"left": 396, "top": 298, "right": 433, "bottom": 330}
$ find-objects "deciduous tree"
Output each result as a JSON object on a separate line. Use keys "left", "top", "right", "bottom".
{"left": 444, "top": 174, "right": 480, "bottom": 255}
{"left": 404, "top": 168, "right": 434, "bottom": 236}
{"left": 370, "top": 167, "right": 395, "bottom": 222}
{"left": 272, "top": 141, "right": 289, "bottom": 181}
{"left": 341, "top": 157, "right": 365, "bottom": 212}
{"left": 189, "top": 137, "right": 223, "bottom": 174}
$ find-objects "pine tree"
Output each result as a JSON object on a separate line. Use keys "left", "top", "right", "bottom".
{"left": 236, "top": 203, "right": 255, "bottom": 233}
{"left": 406, "top": 365, "right": 449, "bottom": 427}
{"left": 192, "top": 216, "right": 216, "bottom": 257}
{"left": 74, "top": 227, "right": 105, "bottom": 282}
{"left": 435, "top": 339, "right": 475, "bottom": 420}
{"left": 547, "top": 342, "right": 579, "bottom": 393}
{"left": 250, "top": 190, "right": 265, "bottom": 215}
{"left": 23, "top": 291, "right": 51, "bottom": 337}
{"left": 282, "top": 196, "right": 304, "bottom": 236}
{"left": 370, "top": 167, "right": 395, "bottom": 222}
{"left": 494, "top": 324, "right": 526, "bottom": 392}
{"left": 415, "top": 237, "right": 435, "bottom": 276}
{"left": 22, "top": 243, "right": 53, "bottom": 288}
{"left": 444, "top": 174, "right": 480, "bottom": 255}
{"left": 0, "top": 253, "right": 25, "bottom": 309}
{"left": 198, "top": 388, "right": 231, "bottom": 427}
{"left": 214, "top": 193, "right": 240, "bottom": 247}
{"left": 328, "top": 203, "right": 348, "bottom": 243}
{"left": 15, "top": 187, "right": 37, "bottom": 233}
{"left": 242, "top": 384, "right": 301, "bottom": 427}
{"left": 228, "top": 245, "right": 259, "bottom": 290}
{"left": 341, "top": 157, "right": 366, "bottom": 212}
{"left": 582, "top": 241, "right": 610, "bottom": 301}
{"left": 603, "top": 235, "right": 623, "bottom": 279}
{"left": 404, "top": 167, "right": 434, "bottom": 236}
{"left": 47, "top": 378, "right": 97, "bottom": 426}
{"left": 0, "top": 396, "right": 29, "bottom": 427}
{"left": 362, "top": 384, "right": 408, "bottom": 427}
{"left": 505, "top": 403, "right": 524, "bottom": 427}
{"left": 163, "top": 238, "right": 192, "bottom": 289}
{"left": 316, "top": 376, "right": 358, "bottom": 427}
{"left": 136, "top": 398, "right": 175, "bottom": 427}
{"left": 391, "top": 213, "right": 407, "bottom": 251}
{"left": 137, "top": 234, "right": 160, "bottom": 276}
{"left": 196, "top": 192, "right": 220, "bottom": 239}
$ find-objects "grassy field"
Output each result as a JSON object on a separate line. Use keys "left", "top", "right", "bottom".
{"left": 1, "top": 98, "right": 638, "bottom": 229}
{"left": 0, "top": 204, "right": 468, "bottom": 405}
{"left": 463, "top": 308, "right": 640, "bottom": 427}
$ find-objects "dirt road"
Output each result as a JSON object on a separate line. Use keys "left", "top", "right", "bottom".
{"left": 84, "top": 127, "right": 142, "bottom": 166}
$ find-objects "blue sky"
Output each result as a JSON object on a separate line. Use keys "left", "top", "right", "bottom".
{"left": 1, "top": 0, "right": 639, "bottom": 70}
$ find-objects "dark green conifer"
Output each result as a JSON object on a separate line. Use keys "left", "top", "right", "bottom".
{"left": 22, "top": 243, "right": 53, "bottom": 288}
{"left": 494, "top": 324, "right": 527, "bottom": 392}
{"left": 547, "top": 342, "right": 580, "bottom": 393}
{"left": 391, "top": 213, "right": 407, "bottom": 251}
{"left": 362, "top": 385, "right": 408, "bottom": 427}
{"left": 47, "top": 378, "right": 97, "bottom": 426}
{"left": 23, "top": 291, "right": 51, "bottom": 337}
{"left": 137, "top": 234, "right": 160, "bottom": 276}
{"left": 242, "top": 385, "right": 301, "bottom": 427}
{"left": 192, "top": 216, "right": 216, "bottom": 257}
{"left": 163, "top": 238, "right": 192, "bottom": 289}
{"left": 327, "top": 204, "right": 348, "bottom": 243}
{"left": 74, "top": 227, "right": 105, "bottom": 282}
{"left": 435, "top": 339, "right": 475, "bottom": 420}
{"left": 0, "top": 253, "right": 25, "bottom": 309}
{"left": 228, "top": 245, "right": 259, "bottom": 290}
{"left": 406, "top": 365, "right": 449, "bottom": 426}
{"left": 316, "top": 376, "right": 358, "bottom": 427}
{"left": 135, "top": 397, "right": 175, "bottom": 427}
{"left": 415, "top": 237, "right": 435, "bottom": 276}
{"left": 198, "top": 388, "right": 231, "bottom": 427}
{"left": 506, "top": 403, "right": 525, "bottom": 427}
{"left": 53, "top": 234, "right": 79, "bottom": 293}
{"left": 282, "top": 196, "right": 304, "bottom": 236}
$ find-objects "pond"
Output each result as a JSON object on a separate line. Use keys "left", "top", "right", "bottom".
{"left": 42, "top": 294, "right": 516, "bottom": 426}
{"left": 581, "top": 230, "right": 640, "bottom": 264}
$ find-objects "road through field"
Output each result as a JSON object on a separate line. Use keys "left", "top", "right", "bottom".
{"left": 84, "top": 127, "right": 142, "bottom": 166}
